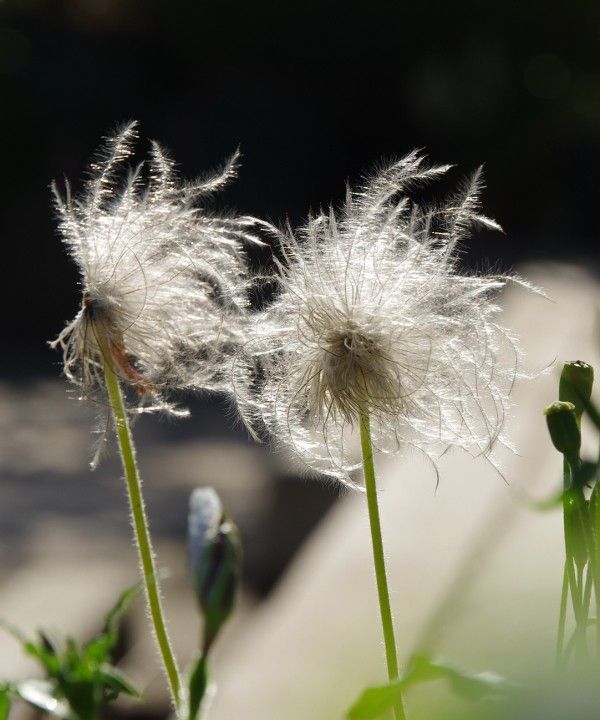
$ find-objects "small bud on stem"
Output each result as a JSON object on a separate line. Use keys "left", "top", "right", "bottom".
{"left": 544, "top": 401, "right": 581, "bottom": 470}
{"left": 560, "top": 361, "right": 594, "bottom": 424}
{"left": 188, "top": 488, "right": 242, "bottom": 654}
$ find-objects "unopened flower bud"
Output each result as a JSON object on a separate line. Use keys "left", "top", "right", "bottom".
{"left": 544, "top": 401, "right": 581, "bottom": 467}
{"left": 559, "top": 361, "right": 594, "bottom": 423}
{"left": 188, "top": 488, "right": 241, "bottom": 654}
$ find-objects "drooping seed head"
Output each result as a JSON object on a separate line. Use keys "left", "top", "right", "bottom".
{"left": 51, "top": 122, "right": 262, "bottom": 464}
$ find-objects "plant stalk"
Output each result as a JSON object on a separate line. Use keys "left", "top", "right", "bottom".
{"left": 103, "top": 358, "right": 182, "bottom": 709}
{"left": 556, "top": 562, "right": 568, "bottom": 667}
{"left": 359, "top": 408, "right": 406, "bottom": 720}
{"left": 593, "top": 481, "right": 600, "bottom": 658}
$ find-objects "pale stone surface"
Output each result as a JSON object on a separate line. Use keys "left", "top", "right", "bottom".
{"left": 207, "top": 264, "right": 600, "bottom": 720}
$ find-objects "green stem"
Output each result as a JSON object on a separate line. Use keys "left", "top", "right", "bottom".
{"left": 591, "top": 481, "right": 600, "bottom": 658}
{"left": 103, "top": 359, "right": 181, "bottom": 709}
{"left": 565, "top": 556, "right": 585, "bottom": 663}
{"left": 359, "top": 408, "right": 406, "bottom": 720}
{"left": 561, "top": 458, "right": 579, "bottom": 666}
{"left": 564, "top": 574, "right": 596, "bottom": 666}
{"left": 565, "top": 424, "right": 600, "bottom": 662}
{"left": 572, "top": 484, "right": 600, "bottom": 661}
{"left": 561, "top": 456, "right": 590, "bottom": 666}
{"left": 556, "top": 563, "right": 568, "bottom": 668}
{"left": 581, "top": 565, "right": 593, "bottom": 631}
{"left": 575, "top": 561, "right": 588, "bottom": 663}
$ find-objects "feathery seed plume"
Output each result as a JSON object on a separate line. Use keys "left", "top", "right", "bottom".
{"left": 234, "top": 151, "right": 527, "bottom": 486}
{"left": 51, "top": 122, "right": 260, "bottom": 464}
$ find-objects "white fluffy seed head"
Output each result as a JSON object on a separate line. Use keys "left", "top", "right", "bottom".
{"left": 51, "top": 122, "right": 261, "bottom": 457}
{"left": 234, "top": 151, "right": 528, "bottom": 487}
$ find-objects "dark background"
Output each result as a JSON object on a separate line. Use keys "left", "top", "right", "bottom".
{"left": 1, "top": 0, "right": 599, "bottom": 374}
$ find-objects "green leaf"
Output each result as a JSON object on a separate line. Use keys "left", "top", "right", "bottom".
{"left": 532, "top": 489, "right": 564, "bottom": 511}
{"left": 39, "top": 631, "right": 58, "bottom": 657}
{"left": 85, "top": 584, "right": 140, "bottom": 663}
{"left": 0, "top": 685, "right": 12, "bottom": 720}
{"left": 98, "top": 665, "right": 141, "bottom": 701}
{"left": 347, "top": 683, "right": 403, "bottom": 719}
{"left": 0, "top": 620, "right": 61, "bottom": 676}
{"left": 103, "top": 584, "right": 140, "bottom": 643}
{"left": 187, "top": 654, "right": 208, "bottom": 720}
{"left": 347, "top": 654, "right": 512, "bottom": 719}
{"left": 532, "top": 465, "right": 599, "bottom": 513}
{"left": 15, "top": 679, "right": 70, "bottom": 719}
{"left": 0, "top": 619, "right": 37, "bottom": 659}
{"left": 445, "top": 669, "right": 508, "bottom": 701}
{"left": 1, "top": 591, "right": 140, "bottom": 720}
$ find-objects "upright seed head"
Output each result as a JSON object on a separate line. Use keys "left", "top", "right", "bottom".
{"left": 234, "top": 151, "right": 530, "bottom": 485}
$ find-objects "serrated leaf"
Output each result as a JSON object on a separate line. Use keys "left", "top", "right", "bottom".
{"left": 15, "top": 679, "right": 70, "bottom": 719}
{"left": 188, "top": 654, "right": 208, "bottom": 720}
{"left": 347, "top": 654, "right": 512, "bottom": 719}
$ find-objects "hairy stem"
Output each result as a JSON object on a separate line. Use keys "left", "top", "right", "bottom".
{"left": 103, "top": 359, "right": 181, "bottom": 709}
{"left": 359, "top": 408, "right": 406, "bottom": 720}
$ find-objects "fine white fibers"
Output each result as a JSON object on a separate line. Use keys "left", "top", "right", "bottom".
{"left": 51, "top": 122, "right": 260, "bottom": 460}
{"left": 233, "top": 151, "right": 526, "bottom": 487}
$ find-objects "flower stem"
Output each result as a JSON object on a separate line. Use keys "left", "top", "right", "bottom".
{"left": 359, "top": 408, "right": 406, "bottom": 720}
{"left": 103, "top": 358, "right": 182, "bottom": 709}
{"left": 593, "top": 481, "right": 600, "bottom": 658}
{"left": 556, "top": 562, "right": 568, "bottom": 667}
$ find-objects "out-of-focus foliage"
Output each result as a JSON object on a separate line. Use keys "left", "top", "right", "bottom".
{"left": 0, "top": 585, "right": 140, "bottom": 720}
{"left": 347, "top": 654, "right": 511, "bottom": 720}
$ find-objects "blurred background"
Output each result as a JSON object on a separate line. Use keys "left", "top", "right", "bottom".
{"left": 2, "top": 0, "right": 600, "bottom": 370}
{"left": 1, "top": 1, "right": 600, "bottom": 718}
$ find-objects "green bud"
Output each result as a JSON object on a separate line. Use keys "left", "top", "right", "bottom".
{"left": 559, "top": 361, "right": 594, "bottom": 422}
{"left": 187, "top": 488, "right": 242, "bottom": 654}
{"left": 544, "top": 401, "right": 581, "bottom": 467}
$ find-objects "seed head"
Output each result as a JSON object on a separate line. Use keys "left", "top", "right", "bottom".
{"left": 51, "top": 123, "right": 260, "bottom": 462}
{"left": 234, "top": 151, "right": 528, "bottom": 486}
